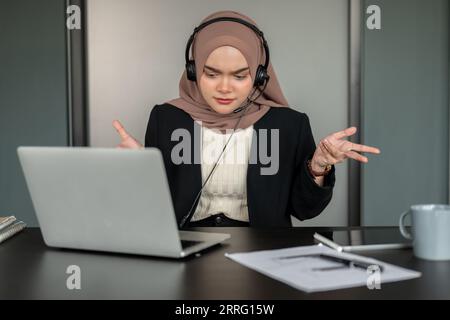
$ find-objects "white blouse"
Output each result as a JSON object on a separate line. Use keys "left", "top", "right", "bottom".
{"left": 190, "top": 124, "right": 254, "bottom": 222}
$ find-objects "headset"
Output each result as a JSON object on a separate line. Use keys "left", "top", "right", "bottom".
{"left": 179, "top": 17, "right": 271, "bottom": 229}
{"left": 185, "top": 17, "right": 271, "bottom": 88}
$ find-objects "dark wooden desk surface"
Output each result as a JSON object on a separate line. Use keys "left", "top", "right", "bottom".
{"left": 0, "top": 227, "right": 449, "bottom": 299}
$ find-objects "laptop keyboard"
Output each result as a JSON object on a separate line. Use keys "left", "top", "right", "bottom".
{"left": 181, "top": 240, "right": 202, "bottom": 249}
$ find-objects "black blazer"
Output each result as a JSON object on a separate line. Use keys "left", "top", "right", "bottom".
{"left": 145, "top": 103, "right": 336, "bottom": 227}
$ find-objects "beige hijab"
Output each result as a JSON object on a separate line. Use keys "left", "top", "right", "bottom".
{"left": 166, "top": 10, "right": 289, "bottom": 130}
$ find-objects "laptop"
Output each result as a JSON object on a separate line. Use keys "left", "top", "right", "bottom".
{"left": 17, "top": 147, "right": 230, "bottom": 258}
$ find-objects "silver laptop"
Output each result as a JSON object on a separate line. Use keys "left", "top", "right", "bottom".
{"left": 17, "top": 147, "right": 230, "bottom": 258}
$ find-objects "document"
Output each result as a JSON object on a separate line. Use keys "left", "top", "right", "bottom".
{"left": 225, "top": 245, "right": 421, "bottom": 293}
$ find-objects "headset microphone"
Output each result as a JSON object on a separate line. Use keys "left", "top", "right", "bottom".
{"left": 233, "top": 79, "right": 269, "bottom": 114}
{"left": 233, "top": 106, "right": 244, "bottom": 114}
{"left": 233, "top": 95, "right": 253, "bottom": 114}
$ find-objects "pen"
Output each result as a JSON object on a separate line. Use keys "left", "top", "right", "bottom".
{"left": 313, "top": 232, "right": 343, "bottom": 252}
{"left": 317, "top": 254, "right": 384, "bottom": 272}
{"left": 278, "top": 253, "right": 384, "bottom": 272}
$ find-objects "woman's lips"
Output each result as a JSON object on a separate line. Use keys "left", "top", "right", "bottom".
{"left": 214, "top": 98, "right": 235, "bottom": 105}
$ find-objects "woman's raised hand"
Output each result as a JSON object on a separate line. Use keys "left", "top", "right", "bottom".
{"left": 311, "top": 127, "right": 381, "bottom": 171}
{"left": 112, "top": 120, "right": 143, "bottom": 149}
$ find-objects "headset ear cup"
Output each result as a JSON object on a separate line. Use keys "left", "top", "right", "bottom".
{"left": 186, "top": 60, "right": 197, "bottom": 82}
{"left": 254, "top": 65, "right": 268, "bottom": 87}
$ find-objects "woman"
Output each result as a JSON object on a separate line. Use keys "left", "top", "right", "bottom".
{"left": 112, "top": 10, "right": 381, "bottom": 228}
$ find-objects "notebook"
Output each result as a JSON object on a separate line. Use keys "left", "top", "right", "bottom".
{"left": 0, "top": 216, "right": 26, "bottom": 244}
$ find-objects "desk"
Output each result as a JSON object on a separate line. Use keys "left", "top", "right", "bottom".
{"left": 1, "top": 227, "right": 449, "bottom": 299}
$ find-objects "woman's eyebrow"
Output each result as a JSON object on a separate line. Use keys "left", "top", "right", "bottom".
{"left": 204, "top": 65, "right": 250, "bottom": 74}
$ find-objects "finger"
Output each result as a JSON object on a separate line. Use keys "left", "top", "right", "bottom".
{"left": 323, "top": 139, "right": 345, "bottom": 160}
{"left": 319, "top": 142, "right": 336, "bottom": 164}
{"left": 347, "top": 143, "right": 381, "bottom": 154}
{"left": 346, "top": 151, "right": 368, "bottom": 163}
{"left": 112, "top": 120, "right": 129, "bottom": 140}
{"left": 332, "top": 127, "right": 357, "bottom": 140}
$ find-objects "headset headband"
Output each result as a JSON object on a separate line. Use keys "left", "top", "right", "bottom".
{"left": 185, "top": 17, "right": 270, "bottom": 73}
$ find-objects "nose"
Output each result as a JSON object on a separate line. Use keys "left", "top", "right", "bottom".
{"left": 217, "top": 77, "right": 232, "bottom": 94}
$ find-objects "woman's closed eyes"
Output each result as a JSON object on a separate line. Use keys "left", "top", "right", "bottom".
{"left": 205, "top": 72, "right": 248, "bottom": 80}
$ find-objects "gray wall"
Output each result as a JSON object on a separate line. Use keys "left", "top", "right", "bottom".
{"left": 361, "top": 0, "right": 449, "bottom": 225}
{"left": 87, "top": 0, "right": 350, "bottom": 226}
{"left": 0, "top": 0, "right": 69, "bottom": 227}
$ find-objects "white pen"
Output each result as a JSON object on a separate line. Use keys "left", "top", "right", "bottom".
{"left": 313, "top": 233, "right": 343, "bottom": 252}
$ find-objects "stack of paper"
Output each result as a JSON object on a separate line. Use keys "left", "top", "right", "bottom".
{"left": 225, "top": 245, "right": 421, "bottom": 293}
{"left": 0, "top": 216, "right": 26, "bottom": 244}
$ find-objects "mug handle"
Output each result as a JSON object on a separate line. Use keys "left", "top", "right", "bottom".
{"left": 399, "top": 210, "right": 413, "bottom": 240}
